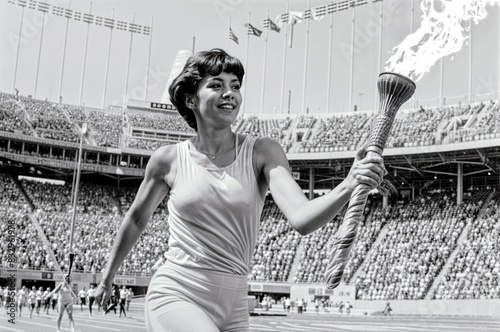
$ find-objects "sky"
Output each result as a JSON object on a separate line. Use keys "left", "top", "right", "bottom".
{"left": 0, "top": 0, "right": 499, "bottom": 115}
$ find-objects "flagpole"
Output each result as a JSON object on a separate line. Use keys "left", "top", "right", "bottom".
{"left": 409, "top": 0, "right": 415, "bottom": 108}
{"left": 102, "top": 8, "right": 115, "bottom": 109}
{"left": 33, "top": 10, "right": 47, "bottom": 98}
{"left": 439, "top": 58, "right": 444, "bottom": 106}
{"left": 301, "top": 0, "right": 310, "bottom": 114}
{"left": 375, "top": 0, "right": 383, "bottom": 111}
{"left": 260, "top": 10, "right": 270, "bottom": 114}
{"left": 243, "top": 12, "right": 251, "bottom": 115}
{"left": 280, "top": 2, "right": 289, "bottom": 114}
{"left": 123, "top": 13, "right": 135, "bottom": 114}
{"left": 468, "top": 21, "right": 472, "bottom": 103}
{"left": 79, "top": 2, "right": 92, "bottom": 106}
{"left": 326, "top": 2, "right": 334, "bottom": 114}
{"left": 12, "top": 3, "right": 25, "bottom": 94}
{"left": 348, "top": 5, "right": 355, "bottom": 112}
{"left": 228, "top": 17, "right": 231, "bottom": 51}
{"left": 58, "top": 0, "right": 71, "bottom": 103}
{"left": 144, "top": 16, "right": 154, "bottom": 101}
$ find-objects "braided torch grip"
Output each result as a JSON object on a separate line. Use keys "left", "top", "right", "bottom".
{"left": 325, "top": 72, "right": 415, "bottom": 289}
{"left": 325, "top": 181, "right": 372, "bottom": 289}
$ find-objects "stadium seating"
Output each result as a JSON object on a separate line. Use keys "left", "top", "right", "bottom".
{"left": 432, "top": 188, "right": 500, "bottom": 300}
{"left": 0, "top": 174, "right": 499, "bottom": 300}
{"left": 1, "top": 92, "right": 500, "bottom": 157}
{"left": 1, "top": 91, "right": 500, "bottom": 301}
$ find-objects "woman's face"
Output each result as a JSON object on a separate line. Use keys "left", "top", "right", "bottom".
{"left": 191, "top": 71, "right": 242, "bottom": 129}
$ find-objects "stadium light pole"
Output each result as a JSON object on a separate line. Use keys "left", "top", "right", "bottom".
{"left": 33, "top": 10, "right": 47, "bottom": 98}
{"left": 348, "top": 5, "right": 355, "bottom": 112}
{"left": 79, "top": 2, "right": 93, "bottom": 106}
{"left": 12, "top": 4, "right": 25, "bottom": 94}
{"left": 68, "top": 123, "right": 87, "bottom": 274}
{"left": 102, "top": 8, "right": 115, "bottom": 109}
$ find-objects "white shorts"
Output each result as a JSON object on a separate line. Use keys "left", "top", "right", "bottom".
{"left": 145, "top": 261, "right": 249, "bottom": 332}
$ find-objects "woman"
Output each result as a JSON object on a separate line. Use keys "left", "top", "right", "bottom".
{"left": 87, "top": 284, "right": 96, "bottom": 317}
{"left": 27, "top": 286, "right": 36, "bottom": 318}
{"left": 95, "top": 49, "right": 385, "bottom": 331}
{"left": 16, "top": 286, "right": 27, "bottom": 317}
{"left": 45, "top": 276, "right": 76, "bottom": 332}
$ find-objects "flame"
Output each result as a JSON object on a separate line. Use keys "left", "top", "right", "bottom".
{"left": 385, "top": 0, "right": 498, "bottom": 82}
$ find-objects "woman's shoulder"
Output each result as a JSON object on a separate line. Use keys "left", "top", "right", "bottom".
{"left": 252, "top": 136, "right": 286, "bottom": 164}
{"left": 252, "top": 136, "right": 282, "bottom": 152}
{"left": 149, "top": 143, "right": 179, "bottom": 167}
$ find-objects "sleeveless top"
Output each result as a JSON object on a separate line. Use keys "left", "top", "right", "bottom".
{"left": 165, "top": 136, "right": 264, "bottom": 275}
{"left": 59, "top": 283, "right": 72, "bottom": 304}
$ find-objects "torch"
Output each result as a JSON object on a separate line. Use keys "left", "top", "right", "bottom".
{"left": 325, "top": 72, "right": 416, "bottom": 289}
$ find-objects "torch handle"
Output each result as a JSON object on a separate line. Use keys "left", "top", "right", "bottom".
{"left": 324, "top": 72, "right": 415, "bottom": 290}
{"left": 67, "top": 252, "right": 75, "bottom": 277}
{"left": 325, "top": 151, "right": 379, "bottom": 289}
{"left": 365, "top": 115, "right": 396, "bottom": 153}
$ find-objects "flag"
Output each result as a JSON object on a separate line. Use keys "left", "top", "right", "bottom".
{"left": 312, "top": 5, "right": 327, "bottom": 20}
{"left": 279, "top": 13, "right": 288, "bottom": 24}
{"left": 263, "top": 18, "right": 280, "bottom": 32}
{"left": 229, "top": 27, "right": 239, "bottom": 44}
{"left": 245, "top": 23, "right": 262, "bottom": 37}
{"left": 288, "top": 11, "right": 303, "bottom": 25}
{"left": 303, "top": 9, "right": 311, "bottom": 20}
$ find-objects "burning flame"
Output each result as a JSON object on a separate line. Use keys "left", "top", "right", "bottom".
{"left": 385, "top": 0, "right": 498, "bottom": 82}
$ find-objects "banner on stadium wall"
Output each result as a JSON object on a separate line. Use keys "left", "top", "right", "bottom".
{"left": 150, "top": 102, "right": 176, "bottom": 111}
{"left": 114, "top": 277, "right": 137, "bottom": 285}
{"left": 308, "top": 287, "right": 334, "bottom": 296}
{"left": 0, "top": 270, "right": 42, "bottom": 279}
{"left": 249, "top": 283, "right": 264, "bottom": 291}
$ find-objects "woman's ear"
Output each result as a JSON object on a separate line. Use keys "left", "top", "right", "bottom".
{"left": 184, "top": 94, "right": 196, "bottom": 110}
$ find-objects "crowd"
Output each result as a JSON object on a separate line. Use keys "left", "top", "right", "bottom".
{"left": 128, "top": 111, "right": 194, "bottom": 133}
{"left": 0, "top": 169, "right": 499, "bottom": 301}
{"left": 340, "top": 200, "right": 390, "bottom": 283}
{"left": 87, "top": 110, "right": 123, "bottom": 148}
{"left": 247, "top": 198, "right": 301, "bottom": 282}
{"left": 354, "top": 188, "right": 489, "bottom": 300}
{"left": 432, "top": 189, "right": 500, "bottom": 299}
{"left": 1, "top": 284, "right": 135, "bottom": 319}
{"left": 124, "top": 136, "right": 166, "bottom": 151}
{"left": 292, "top": 212, "right": 342, "bottom": 283}
{"left": 0, "top": 92, "right": 33, "bottom": 135}
{"left": 2, "top": 92, "right": 500, "bottom": 157}
{"left": 299, "top": 113, "right": 370, "bottom": 153}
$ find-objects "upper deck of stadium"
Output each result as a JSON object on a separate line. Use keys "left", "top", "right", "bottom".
{"left": 1, "top": 91, "right": 499, "bottom": 192}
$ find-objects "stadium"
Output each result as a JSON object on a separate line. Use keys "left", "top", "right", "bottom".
{"left": 0, "top": 0, "right": 499, "bottom": 331}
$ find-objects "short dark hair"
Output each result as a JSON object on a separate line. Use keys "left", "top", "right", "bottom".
{"left": 168, "top": 48, "right": 245, "bottom": 131}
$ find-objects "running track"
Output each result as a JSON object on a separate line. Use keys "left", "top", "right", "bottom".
{"left": 1, "top": 303, "right": 499, "bottom": 332}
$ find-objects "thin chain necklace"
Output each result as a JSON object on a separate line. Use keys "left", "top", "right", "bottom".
{"left": 194, "top": 133, "right": 238, "bottom": 160}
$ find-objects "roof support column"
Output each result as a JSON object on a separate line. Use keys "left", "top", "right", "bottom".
{"left": 457, "top": 164, "right": 463, "bottom": 205}
{"left": 309, "top": 168, "right": 315, "bottom": 200}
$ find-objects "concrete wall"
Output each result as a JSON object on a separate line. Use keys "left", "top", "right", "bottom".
{"left": 3, "top": 270, "right": 498, "bottom": 317}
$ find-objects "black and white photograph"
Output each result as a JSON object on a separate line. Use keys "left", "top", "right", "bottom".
{"left": 0, "top": 0, "right": 499, "bottom": 331}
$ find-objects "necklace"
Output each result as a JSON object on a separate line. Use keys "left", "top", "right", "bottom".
{"left": 194, "top": 133, "right": 238, "bottom": 160}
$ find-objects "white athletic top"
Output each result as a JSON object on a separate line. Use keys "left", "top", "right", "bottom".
{"left": 165, "top": 136, "right": 264, "bottom": 275}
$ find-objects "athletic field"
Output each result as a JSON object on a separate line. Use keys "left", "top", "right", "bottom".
{"left": 2, "top": 300, "right": 499, "bottom": 332}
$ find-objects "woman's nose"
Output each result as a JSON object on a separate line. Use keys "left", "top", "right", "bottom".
{"left": 222, "top": 89, "right": 234, "bottom": 99}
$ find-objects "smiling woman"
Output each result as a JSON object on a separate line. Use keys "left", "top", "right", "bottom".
{"left": 94, "top": 48, "right": 387, "bottom": 332}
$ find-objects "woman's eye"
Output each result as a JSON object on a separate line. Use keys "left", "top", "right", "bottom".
{"left": 233, "top": 85, "right": 241, "bottom": 90}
